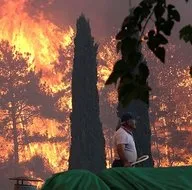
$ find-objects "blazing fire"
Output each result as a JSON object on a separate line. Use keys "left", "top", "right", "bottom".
{"left": 0, "top": 1, "right": 191, "bottom": 189}
{"left": 0, "top": 0, "right": 115, "bottom": 181}
{"left": 0, "top": 0, "right": 74, "bottom": 67}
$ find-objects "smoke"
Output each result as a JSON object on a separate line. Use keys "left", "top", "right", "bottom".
{"left": 24, "top": 0, "right": 192, "bottom": 41}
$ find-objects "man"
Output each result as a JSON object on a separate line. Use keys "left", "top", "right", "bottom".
{"left": 112, "top": 112, "right": 137, "bottom": 167}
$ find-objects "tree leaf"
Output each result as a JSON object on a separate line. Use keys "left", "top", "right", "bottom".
{"left": 116, "top": 23, "right": 138, "bottom": 40}
{"left": 147, "top": 30, "right": 157, "bottom": 50}
{"left": 121, "top": 38, "right": 139, "bottom": 56}
{"left": 155, "top": 17, "right": 166, "bottom": 33}
{"left": 161, "top": 20, "right": 174, "bottom": 36}
{"left": 139, "top": 1, "right": 147, "bottom": 8}
{"left": 141, "top": 6, "right": 151, "bottom": 20}
{"left": 172, "top": 10, "right": 180, "bottom": 22}
{"left": 147, "top": 32, "right": 168, "bottom": 50}
{"left": 105, "top": 60, "right": 128, "bottom": 85}
{"left": 167, "top": 4, "right": 180, "bottom": 22}
{"left": 156, "top": 33, "right": 168, "bottom": 45}
{"left": 105, "top": 72, "right": 120, "bottom": 85}
{"left": 154, "top": 4, "right": 165, "bottom": 20}
{"left": 180, "top": 25, "right": 192, "bottom": 44}
{"left": 154, "top": 47, "right": 165, "bottom": 63}
{"left": 133, "top": 7, "right": 143, "bottom": 19}
{"left": 148, "top": 30, "right": 155, "bottom": 38}
{"left": 167, "top": 4, "right": 175, "bottom": 10}
{"left": 119, "top": 81, "right": 150, "bottom": 107}
{"left": 118, "top": 82, "right": 138, "bottom": 107}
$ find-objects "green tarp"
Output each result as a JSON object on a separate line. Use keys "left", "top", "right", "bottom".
{"left": 41, "top": 170, "right": 109, "bottom": 190}
{"left": 41, "top": 166, "right": 192, "bottom": 190}
{"left": 99, "top": 166, "right": 192, "bottom": 190}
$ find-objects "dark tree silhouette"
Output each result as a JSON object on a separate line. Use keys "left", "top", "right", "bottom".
{"left": 0, "top": 40, "right": 42, "bottom": 173}
{"left": 106, "top": 0, "right": 191, "bottom": 106}
{"left": 69, "top": 15, "right": 106, "bottom": 173}
{"left": 105, "top": 10, "right": 153, "bottom": 166}
{"left": 0, "top": 40, "right": 66, "bottom": 176}
{"left": 105, "top": 0, "right": 191, "bottom": 167}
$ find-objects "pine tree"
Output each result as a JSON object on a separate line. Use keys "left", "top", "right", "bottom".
{"left": 68, "top": 15, "right": 106, "bottom": 173}
{"left": 0, "top": 40, "right": 41, "bottom": 173}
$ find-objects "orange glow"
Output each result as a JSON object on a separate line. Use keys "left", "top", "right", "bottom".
{"left": 0, "top": 1, "right": 191, "bottom": 185}
{"left": 0, "top": 0, "right": 74, "bottom": 67}
{"left": 0, "top": 0, "right": 74, "bottom": 92}
{"left": 97, "top": 37, "right": 119, "bottom": 90}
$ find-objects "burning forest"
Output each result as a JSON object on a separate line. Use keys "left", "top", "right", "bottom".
{"left": 0, "top": 0, "right": 191, "bottom": 189}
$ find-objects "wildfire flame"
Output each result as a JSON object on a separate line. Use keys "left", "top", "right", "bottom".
{"left": 0, "top": 0, "right": 116, "bottom": 181}
{"left": 0, "top": 1, "right": 191, "bottom": 189}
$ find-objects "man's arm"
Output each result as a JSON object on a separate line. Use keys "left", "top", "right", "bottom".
{"left": 117, "top": 144, "right": 131, "bottom": 167}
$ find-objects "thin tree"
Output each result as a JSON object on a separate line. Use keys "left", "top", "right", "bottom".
{"left": 0, "top": 40, "right": 41, "bottom": 173}
{"left": 69, "top": 15, "right": 106, "bottom": 173}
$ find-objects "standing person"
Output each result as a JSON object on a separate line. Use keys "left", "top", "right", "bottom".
{"left": 112, "top": 113, "right": 137, "bottom": 167}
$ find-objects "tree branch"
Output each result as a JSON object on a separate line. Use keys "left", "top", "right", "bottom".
{"left": 139, "top": 5, "right": 155, "bottom": 42}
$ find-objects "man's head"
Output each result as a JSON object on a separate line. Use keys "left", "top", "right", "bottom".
{"left": 121, "top": 112, "right": 136, "bottom": 130}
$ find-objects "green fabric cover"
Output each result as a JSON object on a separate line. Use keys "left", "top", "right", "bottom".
{"left": 41, "top": 166, "right": 192, "bottom": 190}
{"left": 98, "top": 166, "right": 192, "bottom": 190}
{"left": 41, "top": 170, "right": 110, "bottom": 190}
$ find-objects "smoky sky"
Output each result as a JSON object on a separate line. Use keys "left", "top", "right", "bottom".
{"left": 27, "top": 0, "right": 191, "bottom": 41}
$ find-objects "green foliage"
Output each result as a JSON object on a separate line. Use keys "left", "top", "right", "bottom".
{"left": 147, "top": 30, "right": 168, "bottom": 62}
{"left": 180, "top": 25, "right": 192, "bottom": 44}
{"left": 105, "top": 0, "right": 191, "bottom": 107}
{"left": 105, "top": 59, "right": 129, "bottom": 85}
{"left": 118, "top": 80, "right": 150, "bottom": 106}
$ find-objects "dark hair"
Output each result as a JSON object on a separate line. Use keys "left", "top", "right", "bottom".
{"left": 121, "top": 112, "right": 134, "bottom": 123}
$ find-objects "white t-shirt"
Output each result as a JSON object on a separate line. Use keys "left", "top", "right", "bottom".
{"left": 114, "top": 127, "right": 137, "bottom": 163}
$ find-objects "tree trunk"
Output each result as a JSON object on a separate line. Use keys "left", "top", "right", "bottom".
{"left": 152, "top": 124, "right": 161, "bottom": 167}
{"left": 12, "top": 109, "right": 19, "bottom": 174}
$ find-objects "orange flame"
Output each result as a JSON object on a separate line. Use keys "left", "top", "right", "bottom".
{"left": 0, "top": 0, "right": 74, "bottom": 92}
{"left": 0, "top": 1, "right": 191, "bottom": 184}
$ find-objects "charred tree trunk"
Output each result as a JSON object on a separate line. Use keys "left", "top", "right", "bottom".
{"left": 68, "top": 15, "right": 106, "bottom": 173}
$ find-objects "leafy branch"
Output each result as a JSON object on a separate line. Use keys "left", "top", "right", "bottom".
{"left": 105, "top": 0, "right": 191, "bottom": 107}
{"left": 139, "top": 4, "right": 155, "bottom": 42}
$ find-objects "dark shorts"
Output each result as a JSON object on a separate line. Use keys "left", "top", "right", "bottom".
{"left": 112, "top": 159, "right": 124, "bottom": 167}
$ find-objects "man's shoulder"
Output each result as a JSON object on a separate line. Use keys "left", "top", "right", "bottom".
{"left": 115, "top": 127, "right": 133, "bottom": 137}
{"left": 114, "top": 127, "right": 129, "bottom": 144}
{"left": 115, "top": 127, "right": 127, "bottom": 136}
